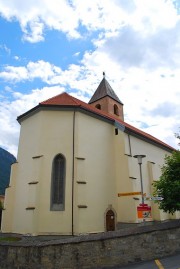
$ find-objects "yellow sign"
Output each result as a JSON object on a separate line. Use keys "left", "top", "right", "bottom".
{"left": 118, "top": 192, "right": 142, "bottom": 197}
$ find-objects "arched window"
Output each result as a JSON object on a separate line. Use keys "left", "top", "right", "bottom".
{"left": 95, "top": 104, "right": 101, "bottom": 110}
{"left": 114, "top": 104, "right": 119, "bottom": 116}
{"left": 51, "top": 154, "right": 66, "bottom": 211}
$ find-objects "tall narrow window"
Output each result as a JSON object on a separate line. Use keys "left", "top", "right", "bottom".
{"left": 114, "top": 104, "right": 119, "bottom": 116}
{"left": 51, "top": 154, "right": 66, "bottom": 211}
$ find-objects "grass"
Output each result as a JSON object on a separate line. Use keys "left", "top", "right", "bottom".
{"left": 0, "top": 237, "right": 21, "bottom": 242}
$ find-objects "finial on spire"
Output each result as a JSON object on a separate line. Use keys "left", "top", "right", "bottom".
{"left": 103, "top": 71, "right": 105, "bottom": 78}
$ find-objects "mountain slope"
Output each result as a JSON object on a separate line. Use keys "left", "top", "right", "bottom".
{"left": 0, "top": 147, "right": 16, "bottom": 195}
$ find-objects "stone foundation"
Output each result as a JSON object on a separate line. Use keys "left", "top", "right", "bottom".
{"left": 0, "top": 220, "right": 179, "bottom": 269}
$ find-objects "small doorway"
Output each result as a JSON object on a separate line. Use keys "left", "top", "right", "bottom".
{"left": 106, "top": 209, "right": 115, "bottom": 231}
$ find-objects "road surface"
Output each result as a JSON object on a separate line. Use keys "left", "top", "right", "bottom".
{"left": 110, "top": 253, "right": 180, "bottom": 269}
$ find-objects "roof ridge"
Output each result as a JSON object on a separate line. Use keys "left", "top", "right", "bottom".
{"left": 67, "top": 94, "right": 83, "bottom": 105}
{"left": 39, "top": 92, "right": 66, "bottom": 104}
{"left": 40, "top": 92, "right": 81, "bottom": 106}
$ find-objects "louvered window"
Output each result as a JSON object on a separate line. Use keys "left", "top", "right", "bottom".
{"left": 51, "top": 154, "right": 66, "bottom": 211}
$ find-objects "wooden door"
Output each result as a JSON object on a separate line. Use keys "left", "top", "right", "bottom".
{"left": 106, "top": 210, "right": 115, "bottom": 231}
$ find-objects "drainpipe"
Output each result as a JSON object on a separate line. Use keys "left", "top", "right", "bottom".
{"left": 72, "top": 110, "right": 76, "bottom": 236}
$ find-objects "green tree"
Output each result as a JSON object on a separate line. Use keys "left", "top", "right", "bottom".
{"left": 0, "top": 200, "right": 3, "bottom": 210}
{"left": 153, "top": 150, "right": 180, "bottom": 214}
{"left": 175, "top": 128, "right": 180, "bottom": 146}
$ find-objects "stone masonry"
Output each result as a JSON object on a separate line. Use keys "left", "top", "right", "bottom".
{"left": 0, "top": 220, "right": 179, "bottom": 269}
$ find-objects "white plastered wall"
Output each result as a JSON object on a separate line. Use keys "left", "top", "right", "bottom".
{"left": 73, "top": 112, "right": 117, "bottom": 234}
{"left": 122, "top": 133, "right": 172, "bottom": 222}
{"left": 3, "top": 109, "right": 119, "bottom": 235}
{"left": 2, "top": 107, "right": 177, "bottom": 235}
{"left": 3, "top": 110, "right": 74, "bottom": 235}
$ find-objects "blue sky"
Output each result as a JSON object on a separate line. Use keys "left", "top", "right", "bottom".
{"left": 0, "top": 0, "right": 180, "bottom": 156}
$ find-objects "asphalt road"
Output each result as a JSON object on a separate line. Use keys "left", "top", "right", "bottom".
{"left": 110, "top": 253, "right": 180, "bottom": 269}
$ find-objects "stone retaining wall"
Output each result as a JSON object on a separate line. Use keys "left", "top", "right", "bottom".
{"left": 0, "top": 220, "right": 179, "bottom": 269}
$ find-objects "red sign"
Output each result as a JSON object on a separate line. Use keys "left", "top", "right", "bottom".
{"left": 137, "top": 204, "right": 151, "bottom": 219}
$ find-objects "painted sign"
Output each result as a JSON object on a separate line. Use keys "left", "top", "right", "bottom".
{"left": 137, "top": 204, "right": 152, "bottom": 219}
{"left": 145, "top": 197, "right": 164, "bottom": 201}
{"left": 118, "top": 192, "right": 145, "bottom": 197}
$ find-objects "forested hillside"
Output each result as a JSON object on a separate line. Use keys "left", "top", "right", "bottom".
{"left": 0, "top": 147, "right": 16, "bottom": 195}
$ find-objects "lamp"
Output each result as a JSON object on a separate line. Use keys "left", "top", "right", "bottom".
{"left": 133, "top": 155, "right": 146, "bottom": 204}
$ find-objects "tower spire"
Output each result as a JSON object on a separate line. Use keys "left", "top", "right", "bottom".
{"left": 88, "top": 75, "right": 124, "bottom": 121}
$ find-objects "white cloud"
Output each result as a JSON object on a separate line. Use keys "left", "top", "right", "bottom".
{"left": 129, "top": 0, "right": 178, "bottom": 33}
{"left": 0, "top": 44, "right": 11, "bottom": 55}
{"left": 0, "top": 59, "right": 179, "bottom": 156}
{"left": 0, "top": 0, "right": 180, "bottom": 155}
{"left": 73, "top": 52, "right": 80, "bottom": 57}
{"left": 78, "top": 49, "right": 180, "bottom": 149}
{"left": 0, "top": 0, "right": 80, "bottom": 42}
{"left": 0, "top": 60, "right": 62, "bottom": 83}
{"left": 0, "top": 85, "right": 65, "bottom": 156}
{"left": 0, "top": 60, "right": 97, "bottom": 92}
{"left": 14, "top": 56, "right": 20, "bottom": 61}
{"left": 22, "top": 20, "right": 45, "bottom": 43}
{"left": 0, "top": 57, "right": 179, "bottom": 153}
{"left": 27, "top": 61, "right": 62, "bottom": 83}
{"left": 0, "top": 66, "right": 28, "bottom": 82}
{"left": 0, "top": 0, "right": 178, "bottom": 43}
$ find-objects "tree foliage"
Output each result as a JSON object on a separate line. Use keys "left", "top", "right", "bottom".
{"left": 175, "top": 128, "right": 180, "bottom": 146}
{"left": 0, "top": 200, "right": 3, "bottom": 210}
{"left": 153, "top": 151, "right": 180, "bottom": 214}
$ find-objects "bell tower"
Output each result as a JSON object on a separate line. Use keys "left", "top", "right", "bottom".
{"left": 89, "top": 73, "right": 124, "bottom": 121}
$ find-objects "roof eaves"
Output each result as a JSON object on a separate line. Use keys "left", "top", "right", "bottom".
{"left": 89, "top": 94, "right": 123, "bottom": 105}
{"left": 17, "top": 102, "right": 115, "bottom": 125}
{"left": 114, "top": 121, "right": 125, "bottom": 131}
{"left": 17, "top": 105, "right": 40, "bottom": 123}
{"left": 78, "top": 105, "right": 115, "bottom": 124}
{"left": 124, "top": 125, "right": 175, "bottom": 152}
{"left": 17, "top": 103, "right": 80, "bottom": 123}
{"left": 17, "top": 99, "right": 175, "bottom": 153}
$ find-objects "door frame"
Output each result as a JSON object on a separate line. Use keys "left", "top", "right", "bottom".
{"left": 104, "top": 206, "right": 117, "bottom": 231}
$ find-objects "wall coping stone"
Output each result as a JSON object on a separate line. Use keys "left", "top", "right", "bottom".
{"left": 0, "top": 219, "right": 179, "bottom": 248}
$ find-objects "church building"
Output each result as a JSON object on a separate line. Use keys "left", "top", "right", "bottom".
{"left": 2, "top": 75, "right": 179, "bottom": 235}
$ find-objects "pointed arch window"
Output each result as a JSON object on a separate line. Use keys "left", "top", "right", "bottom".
{"left": 114, "top": 104, "right": 119, "bottom": 116}
{"left": 51, "top": 154, "right": 66, "bottom": 211}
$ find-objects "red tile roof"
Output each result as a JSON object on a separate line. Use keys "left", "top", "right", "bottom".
{"left": 40, "top": 92, "right": 116, "bottom": 122}
{"left": 40, "top": 92, "right": 80, "bottom": 106}
{"left": 21, "top": 92, "right": 175, "bottom": 152}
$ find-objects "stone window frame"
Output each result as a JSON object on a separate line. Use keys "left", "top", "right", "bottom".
{"left": 50, "top": 153, "right": 66, "bottom": 211}
{"left": 104, "top": 205, "right": 117, "bottom": 231}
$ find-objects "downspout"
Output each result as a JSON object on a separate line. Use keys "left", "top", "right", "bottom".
{"left": 72, "top": 110, "right": 76, "bottom": 236}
